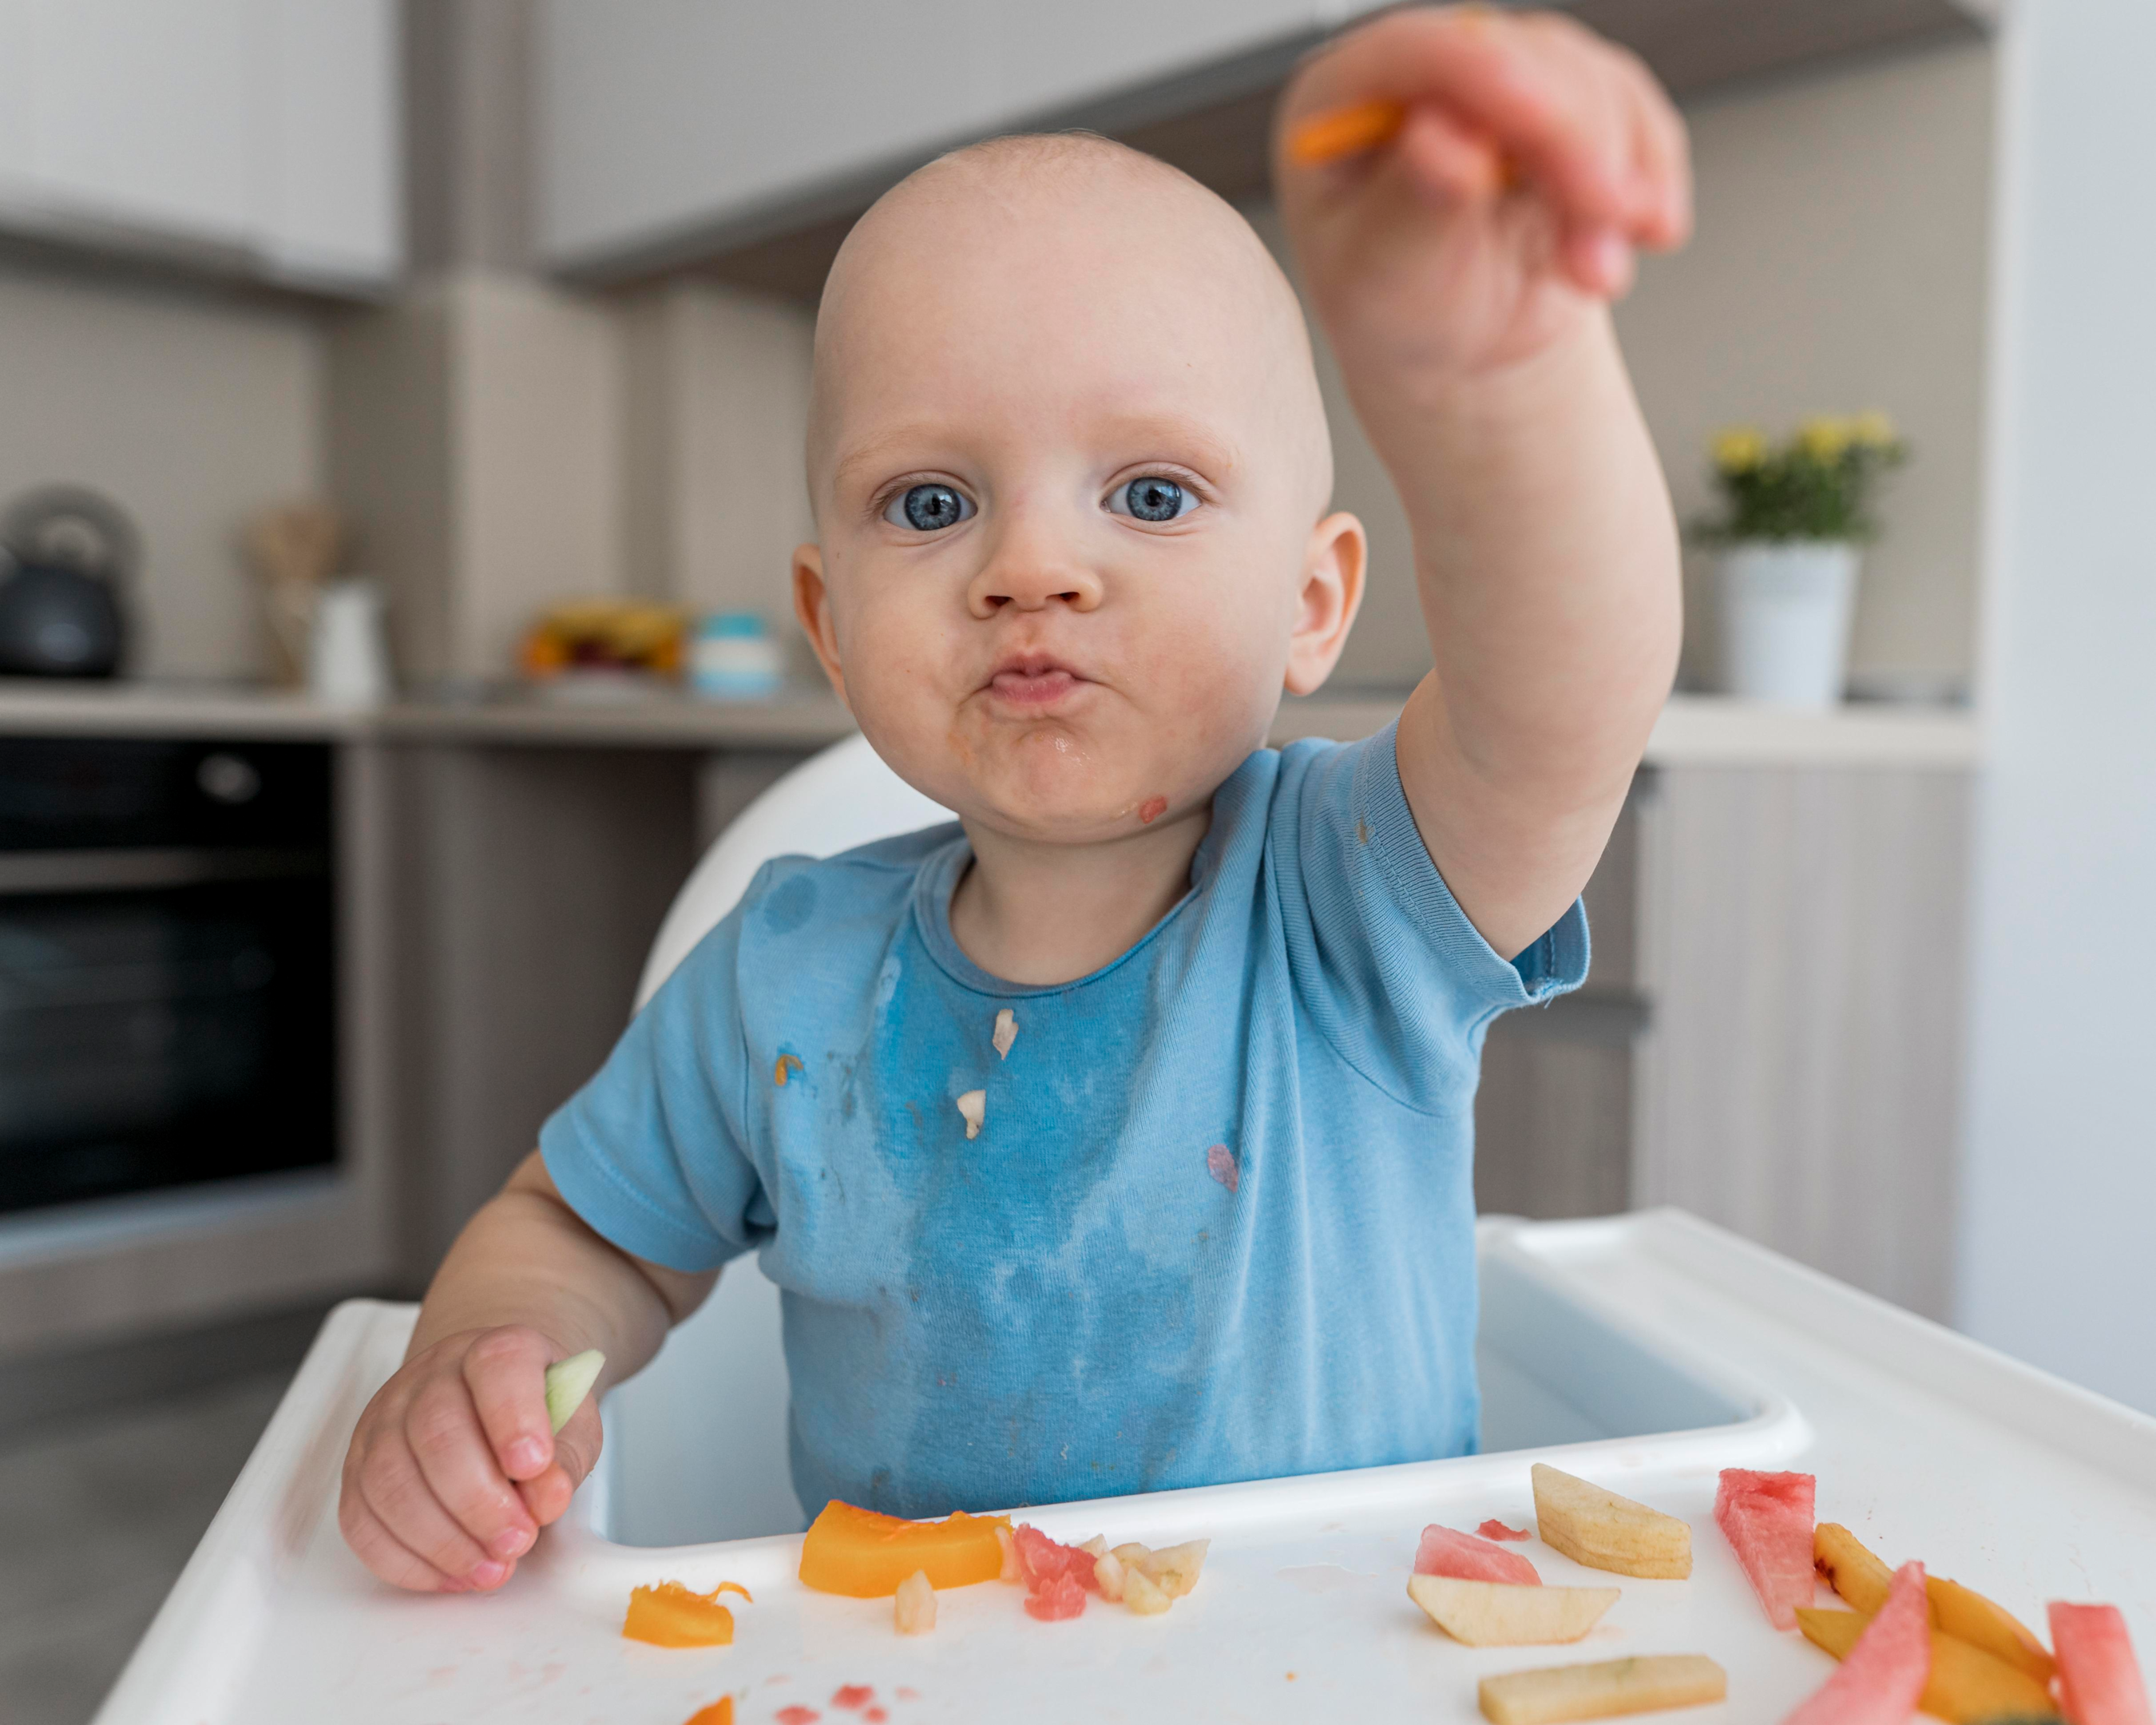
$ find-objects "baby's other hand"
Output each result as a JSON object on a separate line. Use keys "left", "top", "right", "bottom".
{"left": 339, "top": 1326, "right": 602, "bottom": 1592}
{"left": 1276, "top": 5, "right": 1690, "bottom": 380}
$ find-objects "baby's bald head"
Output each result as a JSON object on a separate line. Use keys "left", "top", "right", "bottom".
{"left": 807, "top": 133, "right": 1332, "bottom": 521}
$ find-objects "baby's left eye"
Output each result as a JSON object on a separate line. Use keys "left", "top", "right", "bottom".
{"left": 1108, "top": 476, "right": 1199, "bottom": 523}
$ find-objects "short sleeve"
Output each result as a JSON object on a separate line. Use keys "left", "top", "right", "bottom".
{"left": 539, "top": 885, "right": 774, "bottom": 1274}
{"left": 1272, "top": 721, "right": 1589, "bottom": 1114}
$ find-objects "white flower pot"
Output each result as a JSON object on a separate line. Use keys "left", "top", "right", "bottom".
{"left": 1715, "top": 540, "right": 1859, "bottom": 707}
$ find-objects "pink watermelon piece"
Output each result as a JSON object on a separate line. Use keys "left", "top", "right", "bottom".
{"left": 1012, "top": 1524, "right": 1099, "bottom": 1594}
{"left": 1414, "top": 1524, "right": 1541, "bottom": 1586}
{"left": 2051, "top": 1603, "right": 2154, "bottom": 1725}
{"left": 1716, "top": 1468, "right": 1817, "bottom": 1629}
{"left": 1782, "top": 1560, "right": 1930, "bottom": 1725}
{"left": 1478, "top": 1519, "right": 1532, "bottom": 1542}
{"left": 1023, "top": 1570, "right": 1088, "bottom": 1621}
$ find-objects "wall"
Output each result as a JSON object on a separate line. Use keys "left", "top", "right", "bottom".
{"left": 1244, "top": 38, "right": 1996, "bottom": 695}
{"left": 1617, "top": 39, "right": 1995, "bottom": 696}
{"left": 1956, "top": 0, "right": 2156, "bottom": 1415}
{"left": 0, "top": 261, "right": 325, "bottom": 680}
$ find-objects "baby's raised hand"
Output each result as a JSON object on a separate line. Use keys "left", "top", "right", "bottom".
{"left": 1276, "top": 6, "right": 1690, "bottom": 383}
{"left": 339, "top": 1325, "right": 600, "bottom": 1592}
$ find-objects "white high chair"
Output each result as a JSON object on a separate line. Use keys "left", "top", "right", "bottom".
{"left": 593, "top": 733, "right": 952, "bottom": 1546}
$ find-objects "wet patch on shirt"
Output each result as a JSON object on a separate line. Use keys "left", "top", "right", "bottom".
{"left": 763, "top": 872, "right": 818, "bottom": 934}
{"left": 1206, "top": 1142, "right": 1239, "bottom": 1193}
{"left": 775, "top": 1051, "right": 806, "bottom": 1086}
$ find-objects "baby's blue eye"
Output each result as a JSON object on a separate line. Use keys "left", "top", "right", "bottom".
{"left": 1109, "top": 476, "right": 1196, "bottom": 523}
{"left": 886, "top": 483, "right": 974, "bottom": 531}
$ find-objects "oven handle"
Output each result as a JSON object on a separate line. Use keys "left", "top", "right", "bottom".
{"left": 0, "top": 847, "right": 329, "bottom": 894}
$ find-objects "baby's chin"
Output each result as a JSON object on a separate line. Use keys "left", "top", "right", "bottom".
{"left": 889, "top": 724, "right": 1207, "bottom": 846}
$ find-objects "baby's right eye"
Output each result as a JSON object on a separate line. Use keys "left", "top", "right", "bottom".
{"left": 885, "top": 483, "right": 976, "bottom": 532}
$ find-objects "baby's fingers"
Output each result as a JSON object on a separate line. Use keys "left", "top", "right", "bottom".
{"left": 405, "top": 1373, "right": 541, "bottom": 1569}
{"left": 462, "top": 1326, "right": 565, "bottom": 1482}
{"left": 337, "top": 1477, "right": 466, "bottom": 1593}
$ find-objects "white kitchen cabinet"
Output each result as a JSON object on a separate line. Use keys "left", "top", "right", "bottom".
{"left": 539, "top": 0, "right": 1339, "bottom": 273}
{"left": 0, "top": 0, "right": 400, "bottom": 293}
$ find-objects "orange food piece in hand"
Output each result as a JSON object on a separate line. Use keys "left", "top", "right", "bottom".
{"left": 1286, "top": 98, "right": 1406, "bottom": 167}
{"left": 683, "top": 1699, "right": 734, "bottom": 1725}
{"left": 623, "top": 1580, "right": 746, "bottom": 1647}
{"left": 798, "top": 1500, "right": 1013, "bottom": 1597}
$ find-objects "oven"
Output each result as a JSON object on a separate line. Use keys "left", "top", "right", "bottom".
{"left": 0, "top": 736, "right": 337, "bottom": 1214}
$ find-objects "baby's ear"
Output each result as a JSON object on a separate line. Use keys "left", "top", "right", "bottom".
{"left": 791, "top": 544, "right": 849, "bottom": 704}
{"left": 1284, "top": 512, "right": 1367, "bottom": 696}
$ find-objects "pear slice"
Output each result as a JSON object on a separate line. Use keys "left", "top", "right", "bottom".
{"left": 544, "top": 1349, "right": 604, "bottom": 1434}
{"left": 1408, "top": 1574, "right": 1621, "bottom": 1646}
{"left": 1531, "top": 1464, "right": 1692, "bottom": 1580}
{"left": 1478, "top": 1655, "right": 1726, "bottom": 1723}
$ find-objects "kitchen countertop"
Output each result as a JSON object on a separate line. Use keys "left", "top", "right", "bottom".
{"left": 0, "top": 679, "right": 1982, "bottom": 766}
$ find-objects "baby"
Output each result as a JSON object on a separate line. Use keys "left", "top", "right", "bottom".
{"left": 341, "top": 6, "right": 1687, "bottom": 1592}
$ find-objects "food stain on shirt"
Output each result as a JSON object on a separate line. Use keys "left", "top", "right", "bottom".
{"left": 957, "top": 1089, "right": 986, "bottom": 1139}
{"left": 775, "top": 1052, "right": 806, "bottom": 1086}
{"left": 992, "top": 1008, "right": 1018, "bottom": 1059}
{"left": 1206, "top": 1143, "right": 1239, "bottom": 1193}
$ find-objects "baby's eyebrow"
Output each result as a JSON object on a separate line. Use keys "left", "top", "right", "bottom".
{"left": 831, "top": 425, "right": 957, "bottom": 494}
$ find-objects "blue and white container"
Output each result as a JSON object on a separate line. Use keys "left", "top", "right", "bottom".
{"left": 691, "top": 610, "right": 785, "bottom": 700}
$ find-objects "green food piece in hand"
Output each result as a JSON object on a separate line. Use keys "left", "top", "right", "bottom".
{"left": 543, "top": 1349, "right": 604, "bottom": 1434}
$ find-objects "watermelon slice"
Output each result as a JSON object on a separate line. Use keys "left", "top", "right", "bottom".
{"left": 1479, "top": 1520, "right": 1532, "bottom": 1542}
{"left": 1716, "top": 1468, "right": 1817, "bottom": 1629}
{"left": 2051, "top": 1603, "right": 2154, "bottom": 1725}
{"left": 1415, "top": 1524, "right": 1541, "bottom": 1587}
{"left": 1782, "top": 1560, "right": 1930, "bottom": 1725}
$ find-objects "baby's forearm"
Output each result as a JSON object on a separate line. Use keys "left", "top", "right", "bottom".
{"left": 406, "top": 1152, "right": 708, "bottom": 1378}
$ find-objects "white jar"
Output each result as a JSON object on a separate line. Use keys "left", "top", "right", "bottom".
{"left": 308, "top": 578, "right": 391, "bottom": 708}
{"left": 1715, "top": 540, "right": 1859, "bottom": 708}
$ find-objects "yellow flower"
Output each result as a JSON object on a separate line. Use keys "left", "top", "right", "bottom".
{"left": 1851, "top": 409, "right": 1898, "bottom": 448}
{"left": 1799, "top": 416, "right": 1853, "bottom": 462}
{"left": 1711, "top": 426, "right": 1767, "bottom": 474}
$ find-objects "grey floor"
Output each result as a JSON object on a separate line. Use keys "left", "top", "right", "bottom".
{"left": 0, "top": 1370, "right": 292, "bottom": 1725}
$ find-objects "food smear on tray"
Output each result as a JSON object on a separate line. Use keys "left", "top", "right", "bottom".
{"left": 1408, "top": 1573, "right": 1619, "bottom": 1647}
{"left": 797, "top": 1501, "right": 1011, "bottom": 1596}
{"left": 1714, "top": 1468, "right": 1815, "bottom": 1629}
{"left": 1531, "top": 1463, "right": 1692, "bottom": 1580}
{"left": 622, "top": 1579, "right": 749, "bottom": 1647}
{"left": 1417, "top": 1523, "right": 1542, "bottom": 1585}
{"left": 1477, "top": 1654, "right": 1727, "bottom": 1723}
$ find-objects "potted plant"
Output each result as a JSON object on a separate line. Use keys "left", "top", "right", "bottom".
{"left": 1694, "top": 413, "right": 1908, "bottom": 707}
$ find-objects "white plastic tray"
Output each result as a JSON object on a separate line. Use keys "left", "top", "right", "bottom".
{"left": 97, "top": 1211, "right": 2156, "bottom": 1723}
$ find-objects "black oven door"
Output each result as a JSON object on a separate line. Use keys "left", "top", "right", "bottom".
{"left": 0, "top": 754, "right": 339, "bottom": 1215}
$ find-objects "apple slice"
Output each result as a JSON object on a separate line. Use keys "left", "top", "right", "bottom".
{"left": 1408, "top": 1574, "right": 1620, "bottom": 1647}
{"left": 1531, "top": 1464, "right": 1691, "bottom": 1580}
{"left": 1477, "top": 1655, "right": 1726, "bottom": 1723}
{"left": 544, "top": 1350, "right": 604, "bottom": 1434}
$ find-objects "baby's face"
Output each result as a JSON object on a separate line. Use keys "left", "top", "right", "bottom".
{"left": 797, "top": 142, "right": 1359, "bottom": 845}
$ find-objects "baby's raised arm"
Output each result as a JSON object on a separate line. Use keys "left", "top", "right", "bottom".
{"left": 1277, "top": 6, "right": 1689, "bottom": 960}
{"left": 339, "top": 1152, "right": 715, "bottom": 1591}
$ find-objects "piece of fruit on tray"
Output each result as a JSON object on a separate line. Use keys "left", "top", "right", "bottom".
{"left": 1797, "top": 1603, "right": 2061, "bottom": 1721}
{"left": 1476, "top": 1654, "right": 1726, "bottom": 1723}
{"left": 1816, "top": 1521, "right": 2056, "bottom": 1684}
{"left": 1530, "top": 1464, "right": 1692, "bottom": 1580}
{"left": 2050, "top": 1603, "right": 2154, "bottom": 1725}
{"left": 1417, "top": 1524, "right": 1542, "bottom": 1586}
{"left": 1407, "top": 1575, "right": 1619, "bottom": 1646}
{"left": 1782, "top": 1558, "right": 1930, "bottom": 1725}
{"left": 798, "top": 1501, "right": 1012, "bottom": 1597}
{"left": 893, "top": 1569, "right": 936, "bottom": 1636}
{"left": 622, "top": 1580, "right": 751, "bottom": 1647}
{"left": 1714, "top": 1469, "right": 1814, "bottom": 1629}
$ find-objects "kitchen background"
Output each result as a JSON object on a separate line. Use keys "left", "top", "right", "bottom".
{"left": 0, "top": 1, "right": 2148, "bottom": 1720}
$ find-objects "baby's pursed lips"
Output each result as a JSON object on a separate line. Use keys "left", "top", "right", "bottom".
{"left": 984, "top": 652, "right": 1090, "bottom": 704}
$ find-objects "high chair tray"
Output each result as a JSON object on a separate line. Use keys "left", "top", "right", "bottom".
{"left": 96, "top": 1210, "right": 2156, "bottom": 1723}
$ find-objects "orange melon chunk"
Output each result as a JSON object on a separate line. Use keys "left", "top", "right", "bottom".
{"left": 624, "top": 1580, "right": 747, "bottom": 1647}
{"left": 798, "top": 1499, "right": 1013, "bottom": 1598}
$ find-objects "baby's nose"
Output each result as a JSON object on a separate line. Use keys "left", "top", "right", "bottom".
{"left": 968, "top": 528, "right": 1103, "bottom": 616}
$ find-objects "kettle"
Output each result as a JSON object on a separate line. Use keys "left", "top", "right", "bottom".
{"left": 0, "top": 486, "right": 136, "bottom": 678}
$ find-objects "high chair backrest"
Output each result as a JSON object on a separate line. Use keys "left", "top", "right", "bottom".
{"left": 597, "top": 732, "right": 952, "bottom": 1548}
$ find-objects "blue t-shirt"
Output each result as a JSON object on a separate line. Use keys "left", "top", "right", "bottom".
{"left": 541, "top": 722, "right": 1586, "bottom": 1520}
